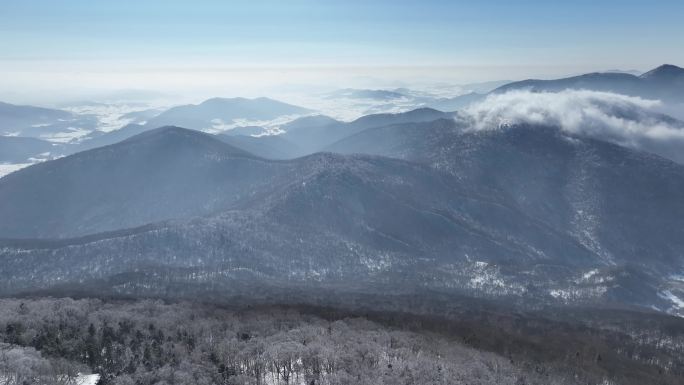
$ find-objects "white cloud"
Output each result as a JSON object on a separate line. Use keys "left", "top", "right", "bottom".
{"left": 460, "top": 90, "right": 684, "bottom": 164}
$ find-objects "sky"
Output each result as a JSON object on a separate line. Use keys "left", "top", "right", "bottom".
{"left": 1, "top": 0, "right": 683, "bottom": 103}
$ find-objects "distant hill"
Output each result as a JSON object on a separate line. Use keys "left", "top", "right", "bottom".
{"left": 424, "top": 92, "right": 485, "bottom": 111}
{"left": 0, "top": 136, "right": 57, "bottom": 163}
{"left": 281, "top": 107, "right": 451, "bottom": 152}
{"left": 0, "top": 101, "right": 72, "bottom": 131}
{"left": 220, "top": 125, "right": 265, "bottom": 136}
{"left": 324, "top": 88, "right": 407, "bottom": 100}
{"left": 119, "top": 108, "right": 163, "bottom": 123}
{"left": 145, "top": 97, "right": 313, "bottom": 131}
{"left": 0, "top": 101, "right": 96, "bottom": 138}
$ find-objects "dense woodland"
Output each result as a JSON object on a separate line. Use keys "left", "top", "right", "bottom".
{"left": 0, "top": 297, "right": 682, "bottom": 385}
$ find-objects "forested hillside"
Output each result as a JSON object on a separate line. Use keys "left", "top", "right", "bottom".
{"left": 0, "top": 298, "right": 682, "bottom": 385}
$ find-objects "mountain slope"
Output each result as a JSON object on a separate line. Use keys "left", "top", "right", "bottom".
{"left": 217, "top": 133, "right": 302, "bottom": 159}
{"left": 329, "top": 119, "right": 684, "bottom": 270}
{"left": 0, "top": 126, "right": 290, "bottom": 238}
{"left": 73, "top": 123, "right": 149, "bottom": 152}
{"left": 0, "top": 150, "right": 599, "bottom": 299}
{"left": 328, "top": 119, "right": 684, "bottom": 309}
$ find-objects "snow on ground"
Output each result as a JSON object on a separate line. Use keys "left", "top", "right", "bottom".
{"left": 659, "top": 290, "right": 684, "bottom": 309}
{"left": 0, "top": 163, "right": 32, "bottom": 178}
{"left": 462, "top": 260, "right": 527, "bottom": 295}
{"left": 63, "top": 102, "right": 169, "bottom": 132}
{"left": 277, "top": 93, "right": 421, "bottom": 121}
{"left": 0, "top": 373, "right": 98, "bottom": 384}
{"left": 76, "top": 373, "right": 100, "bottom": 385}
{"left": 549, "top": 286, "right": 608, "bottom": 301}
{"left": 582, "top": 269, "right": 599, "bottom": 281}
{"left": 40, "top": 127, "right": 91, "bottom": 143}
{"left": 206, "top": 113, "right": 312, "bottom": 135}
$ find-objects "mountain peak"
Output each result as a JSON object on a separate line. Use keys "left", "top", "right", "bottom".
{"left": 0, "top": 128, "right": 266, "bottom": 238}
{"left": 200, "top": 97, "right": 249, "bottom": 105}
{"left": 121, "top": 125, "right": 255, "bottom": 157}
{"left": 640, "top": 64, "right": 684, "bottom": 79}
{"left": 123, "top": 125, "right": 199, "bottom": 140}
{"left": 404, "top": 107, "right": 444, "bottom": 115}
{"left": 283, "top": 115, "right": 340, "bottom": 130}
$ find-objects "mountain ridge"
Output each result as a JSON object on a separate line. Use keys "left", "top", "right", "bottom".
{"left": 492, "top": 64, "right": 684, "bottom": 102}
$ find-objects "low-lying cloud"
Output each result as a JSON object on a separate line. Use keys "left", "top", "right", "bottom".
{"left": 460, "top": 90, "right": 684, "bottom": 164}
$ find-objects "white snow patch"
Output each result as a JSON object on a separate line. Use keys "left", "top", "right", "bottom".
{"left": 550, "top": 289, "right": 571, "bottom": 300}
{"left": 204, "top": 114, "right": 313, "bottom": 135}
{"left": 63, "top": 102, "right": 169, "bottom": 132}
{"left": 468, "top": 261, "right": 505, "bottom": 289}
{"left": 583, "top": 269, "right": 599, "bottom": 280}
{"left": 76, "top": 373, "right": 100, "bottom": 385}
{"left": 659, "top": 290, "right": 684, "bottom": 309}
{"left": 549, "top": 285, "right": 608, "bottom": 301}
{"left": 0, "top": 163, "right": 32, "bottom": 178}
{"left": 41, "top": 127, "right": 90, "bottom": 143}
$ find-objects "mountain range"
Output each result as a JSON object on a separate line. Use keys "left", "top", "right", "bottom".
{"left": 64, "top": 108, "right": 452, "bottom": 160}
{"left": 3, "top": 64, "right": 681, "bottom": 162}
{"left": 1, "top": 115, "right": 683, "bottom": 316}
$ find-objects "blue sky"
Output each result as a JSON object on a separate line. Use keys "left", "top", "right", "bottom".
{"left": 1, "top": 0, "right": 683, "bottom": 100}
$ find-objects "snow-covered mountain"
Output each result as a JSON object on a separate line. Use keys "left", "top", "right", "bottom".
{"left": 1, "top": 118, "right": 683, "bottom": 316}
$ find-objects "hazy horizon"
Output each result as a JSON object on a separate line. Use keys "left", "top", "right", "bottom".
{"left": 2, "top": 0, "right": 683, "bottom": 105}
